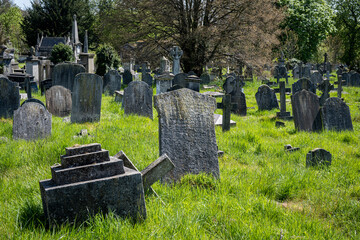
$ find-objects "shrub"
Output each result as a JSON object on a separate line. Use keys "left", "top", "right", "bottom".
{"left": 50, "top": 43, "right": 74, "bottom": 64}
{"left": 95, "top": 44, "right": 120, "bottom": 76}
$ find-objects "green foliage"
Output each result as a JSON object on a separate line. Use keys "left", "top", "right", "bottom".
{"left": 280, "top": 0, "right": 335, "bottom": 62}
{"left": 50, "top": 43, "right": 74, "bottom": 64}
{"left": 95, "top": 44, "right": 120, "bottom": 76}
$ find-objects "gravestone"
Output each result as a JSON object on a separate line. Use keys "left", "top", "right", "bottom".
{"left": 123, "top": 69, "right": 133, "bottom": 85}
{"left": 123, "top": 81, "right": 153, "bottom": 119}
{"left": 292, "top": 78, "right": 316, "bottom": 95}
{"left": 13, "top": 101, "right": 52, "bottom": 140}
{"left": 255, "top": 84, "right": 279, "bottom": 111}
{"left": 222, "top": 76, "right": 246, "bottom": 116}
{"left": 39, "top": 143, "right": 146, "bottom": 225}
{"left": 292, "top": 65, "right": 300, "bottom": 79}
{"left": 322, "top": 97, "right": 353, "bottom": 131}
{"left": 276, "top": 81, "right": 291, "bottom": 119}
{"left": 71, "top": 73, "right": 102, "bottom": 123}
{"left": 52, "top": 63, "right": 86, "bottom": 92}
{"left": 200, "top": 73, "right": 211, "bottom": 84}
{"left": 318, "top": 80, "right": 334, "bottom": 106}
{"left": 185, "top": 75, "right": 201, "bottom": 92}
{"left": 291, "top": 90, "right": 322, "bottom": 132}
{"left": 45, "top": 85, "right": 72, "bottom": 117}
{"left": 156, "top": 72, "right": 174, "bottom": 94}
{"left": 154, "top": 88, "right": 219, "bottom": 183}
{"left": 170, "top": 46, "right": 183, "bottom": 75}
{"left": 310, "top": 71, "right": 323, "bottom": 85}
{"left": 306, "top": 148, "right": 331, "bottom": 167}
{"left": 172, "top": 73, "right": 188, "bottom": 88}
{"left": 0, "top": 75, "right": 20, "bottom": 118}
{"left": 103, "top": 70, "right": 122, "bottom": 96}
{"left": 349, "top": 72, "right": 360, "bottom": 87}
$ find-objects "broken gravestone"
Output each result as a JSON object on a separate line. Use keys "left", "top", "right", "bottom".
{"left": 154, "top": 88, "right": 219, "bottom": 183}
{"left": 123, "top": 81, "right": 153, "bottom": 119}
{"left": 45, "top": 85, "right": 72, "bottom": 117}
{"left": 255, "top": 84, "right": 279, "bottom": 111}
{"left": 322, "top": 97, "right": 353, "bottom": 131}
{"left": 306, "top": 148, "right": 331, "bottom": 167}
{"left": 0, "top": 75, "right": 20, "bottom": 118}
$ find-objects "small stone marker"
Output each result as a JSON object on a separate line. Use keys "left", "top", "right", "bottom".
{"left": 39, "top": 143, "right": 147, "bottom": 225}
{"left": 103, "top": 70, "right": 121, "bottom": 96}
{"left": 45, "top": 85, "right": 72, "bottom": 117}
{"left": 52, "top": 63, "right": 86, "bottom": 92}
{"left": 154, "top": 88, "right": 219, "bottom": 183}
{"left": 214, "top": 114, "right": 236, "bottom": 127}
{"left": 292, "top": 78, "right": 316, "bottom": 95}
{"left": 0, "top": 75, "right": 20, "bottom": 118}
{"left": 255, "top": 84, "right": 279, "bottom": 111}
{"left": 322, "top": 97, "right": 353, "bottom": 131}
{"left": 123, "top": 69, "right": 133, "bottom": 85}
{"left": 13, "top": 101, "right": 51, "bottom": 140}
{"left": 123, "top": 81, "right": 153, "bottom": 119}
{"left": 284, "top": 144, "right": 300, "bottom": 152}
{"left": 306, "top": 148, "right": 331, "bottom": 167}
{"left": 71, "top": 73, "right": 102, "bottom": 123}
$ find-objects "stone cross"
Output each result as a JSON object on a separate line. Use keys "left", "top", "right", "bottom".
{"left": 83, "top": 30, "right": 88, "bottom": 53}
{"left": 275, "top": 81, "right": 291, "bottom": 119}
{"left": 25, "top": 77, "right": 32, "bottom": 99}
{"left": 170, "top": 46, "right": 183, "bottom": 75}
{"left": 337, "top": 74, "right": 343, "bottom": 98}
{"left": 319, "top": 79, "right": 334, "bottom": 106}
{"left": 217, "top": 94, "right": 236, "bottom": 132}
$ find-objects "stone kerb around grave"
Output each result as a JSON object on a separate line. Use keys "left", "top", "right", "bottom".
{"left": 52, "top": 63, "right": 86, "bottom": 92}
{"left": 154, "top": 88, "right": 219, "bottom": 183}
{"left": 0, "top": 75, "right": 20, "bottom": 118}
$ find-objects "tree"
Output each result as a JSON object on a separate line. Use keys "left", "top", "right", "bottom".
{"left": 97, "top": 0, "right": 283, "bottom": 75}
{"left": 330, "top": 0, "right": 360, "bottom": 69}
{"left": 95, "top": 44, "right": 120, "bottom": 76}
{"left": 21, "top": 0, "right": 96, "bottom": 48}
{"left": 280, "top": 0, "right": 335, "bottom": 62}
{"left": 50, "top": 43, "right": 74, "bottom": 64}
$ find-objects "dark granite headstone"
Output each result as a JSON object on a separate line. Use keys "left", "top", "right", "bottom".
{"left": 122, "top": 69, "right": 133, "bottom": 85}
{"left": 322, "top": 97, "right": 353, "bottom": 131}
{"left": 255, "top": 84, "right": 279, "bottom": 111}
{"left": 292, "top": 78, "right": 316, "bottom": 95}
{"left": 13, "top": 101, "right": 52, "bottom": 140}
{"left": 291, "top": 90, "right": 322, "bottom": 132}
{"left": 71, "top": 73, "right": 102, "bottom": 123}
{"left": 223, "top": 76, "right": 246, "bottom": 116}
{"left": 52, "top": 63, "right": 86, "bottom": 92}
{"left": 306, "top": 148, "right": 331, "bottom": 167}
{"left": 45, "top": 85, "right": 72, "bottom": 117}
{"left": 142, "top": 73, "right": 153, "bottom": 87}
{"left": 123, "top": 81, "right": 153, "bottom": 119}
{"left": 103, "top": 70, "right": 122, "bottom": 96}
{"left": 200, "top": 73, "right": 211, "bottom": 84}
{"left": 154, "top": 88, "right": 219, "bottom": 183}
{"left": 0, "top": 75, "right": 20, "bottom": 118}
{"left": 349, "top": 72, "right": 360, "bottom": 87}
{"left": 172, "top": 73, "right": 188, "bottom": 88}
{"left": 310, "top": 71, "right": 323, "bottom": 84}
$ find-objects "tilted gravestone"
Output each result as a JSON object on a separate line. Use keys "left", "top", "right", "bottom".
{"left": 122, "top": 69, "right": 133, "bottom": 85}
{"left": 123, "top": 81, "right": 153, "bottom": 119}
{"left": 292, "top": 78, "right": 316, "bottom": 95}
{"left": 0, "top": 75, "right": 20, "bottom": 118}
{"left": 322, "top": 97, "right": 353, "bottom": 131}
{"left": 154, "top": 88, "right": 219, "bottom": 183}
{"left": 306, "top": 148, "right": 331, "bottom": 167}
{"left": 291, "top": 90, "right": 322, "bottom": 132}
{"left": 13, "top": 101, "right": 51, "bottom": 140}
{"left": 52, "top": 63, "right": 86, "bottom": 92}
{"left": 45, "top": 85, "right": 72, "bottom": 117}
{"left": 71, "top": 73, "right": 102, "bottom": 123}
{"left": 39, "top": 143, "right": 147, "bottom": 225}
{"left": 349, "top": 72, "right": 360, "bottom": 87}
{"left": 103, "top": 70, "right": 122, "bottom": 96}
{"left": 255, "top": 84, "right": 279, "bottom": 111}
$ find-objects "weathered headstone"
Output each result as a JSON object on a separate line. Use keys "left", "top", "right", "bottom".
{"left": 0, "top": 75, "right": 20, "bottom": 118}
{"left": 200, "top": 73, "right": 211, "bottom": 84}
{"left": 123, "top": 69, "right": 133, "bottom": 85}
{"left": 71, "top": 73, "right": 102, "bottom": 123}
{"left": 156, "top": 72, "right": 174, "bottom": 94}
{"left": 39, "top": 143, "right": 147, "bottom": 225}
{"left": 52, "top": 63, "right": 86, "bottom": 92}
{"left": 170, "top": 46, "right": 183, "bottom": 75}
{"left": 222, "top": 76, "right": 246, "bottom": 116}
{"left": 185, "top": 75, "right": 201, "bottom": 92}
{"left": 123, "top": 81, "right": 153, "bottom": 119}
{"left": 291, "top": 90, "right": 322, "bottom": 132}
{"left": 13, "top": 101, "right": 51, "bottom": 140}
{"left": 292, "top": 78, "right": 316, "bottom": 95}
{"left": 322, "top": 97, "right": 353, "bottom": 131}
{"left": 306, "top": 148, "right": 331, "bottom": 167}
{"left": 172, "top": 73, "right": 188, "bottom": 88}
{"left": 318, "top": 80, "right": 334, "bottom": 106}
{"left": 103, "top": 70, "right": 122, "bottom": 96}
{"left": 310, "top": 71, "right": 323, "bottom": 85}
{"left": 154, "top": 88, "right": 219, "bottom": 183}
{"left": 349, "top": 72, "right": 360, "bottom": 87}
{"left": 45, "top": 85, "right": 72, "bottom": 117}
{"left": 255, "top": 84, "right": 279, "bottom": 111}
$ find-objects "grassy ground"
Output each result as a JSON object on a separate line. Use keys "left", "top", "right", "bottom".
{"left": 1, "top": 75, "right": 360, "bottom": 239}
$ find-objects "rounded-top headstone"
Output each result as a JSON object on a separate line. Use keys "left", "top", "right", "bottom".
{"left": 292, "top": 78, "right": 316, "bottom": 95}
{"left": 52, "top": 63, "right": 86, "bottom": 92}
{"left": 306, "top": 148, "right": 331, "bottom": 167}
{"left": 45, "top": 85, "right": 72, "bottom": 117}
{"left": 103, "top": 70, "right": 122, "bottom": 96}
{"left": 255, "top": 84, "right": 279, "bottom": 111}
{"left": 173, "top": 73, "right": 188, "bottom": 88}
{"left": 322, "top": 97, "right": 353, "bottom": 131}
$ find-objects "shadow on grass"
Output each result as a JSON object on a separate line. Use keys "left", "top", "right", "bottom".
{"left": 17, "top": 201, "right": 47, "bottom": 230}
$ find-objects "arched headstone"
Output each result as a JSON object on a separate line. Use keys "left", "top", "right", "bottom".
{"left": 52, "top": 63, "right": 86, "bottom": 92}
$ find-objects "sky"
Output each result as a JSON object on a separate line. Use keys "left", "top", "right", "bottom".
{"left": 13, "top": 0, "right": 32, "bottom": 10}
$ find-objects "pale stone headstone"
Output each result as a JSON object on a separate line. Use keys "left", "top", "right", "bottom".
{"left": 306, "top": 148, "right": 331, "bottom": 167}
{"left": 291, "top": 90, "right": 322, "bottom": 132}
{"left": 71, "top": 73, "right": 102, "bottom": 123}
{"left": 0, "top": 75, "right": 20, "bottom": 118}
{"left": 156, "top": 72, "right": 174, "bottom": 94}
{"left": 170, "top": 46, "right": 183, "bottom": 75}
{"left": 103, "top": 70, "right": 122, "bottom": 96}
{"left": 45, "top": 85, "right": 72, "bottom": 117}
{"left": 154, "top": 88, "right": 219, "bottom": 183}
{"left": 52, "top": 63, "right": 86, "bottom": 92}
{"left": 255, "top": 84, "right": 279, "bottom": 111}
{"left": 322, "top": 97, "right": 353, "bottom": 131}
{"left": 123, "top": 81, "right": 153, "bottom": 119}
{"left": 13, "top": 101, "right": 52, "bottom": 140}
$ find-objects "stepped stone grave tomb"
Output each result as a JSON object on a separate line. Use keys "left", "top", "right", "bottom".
{"left": 0, "top": 75, "right": 20, "bottom": 118}
{"left": 52, "top": 63, "right": 86, "bottom": 92}
{"left": 292, "top": 78, "right": 316, "bottom": 95}
{"left": 13, "top": 101, "right": 52, "bottom": 140}
{"left": 322, "top": 97, "right": 353, "bottom": 131}
{"left": 255, "top": 84, "right": 279, "bottom": 111}
{"left": 154, "top": 88, "right": 219, "bottom": 183}
{"left": 123, "top": 81, "right": 153, "bottom": 119}
{"left": 39, "top": 143, "right": 146, "bottom": 225}
{"left": 71, "top": 73, "right": 102, "bottom": 123}
{"left": 306, "top": 148, "right": 332, "bottom": 167}
{"left": 103, "top": 70, "right": 122, "bottom": 96}
{"left": 45, "top": 85, "right": 72, "bottom": 117}
{"left": 291, "top": 90, "right": 322, "bottom": 132}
